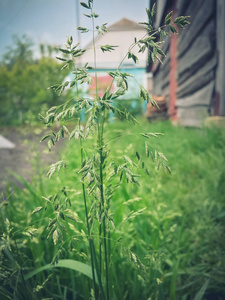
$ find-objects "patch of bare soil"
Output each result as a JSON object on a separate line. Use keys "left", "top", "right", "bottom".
{"left": 0, "top": 126, "right": 66, "bottom": 198}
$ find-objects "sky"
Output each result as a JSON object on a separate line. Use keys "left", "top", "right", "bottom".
{"left": 0, "top": 0, "right": 149, "bottom": 59}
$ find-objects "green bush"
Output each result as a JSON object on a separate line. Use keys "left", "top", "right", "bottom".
{"left": 0, "top": 37, "right": 70, "bottom": 126}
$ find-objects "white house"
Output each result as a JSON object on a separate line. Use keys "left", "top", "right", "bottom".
{"left": 77, "top": 18, "right": 150, "bottom": 109}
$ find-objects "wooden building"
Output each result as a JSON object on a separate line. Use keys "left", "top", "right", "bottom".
{"left": 77, "top": 18, "right": 150, "bottom": 105}
{"left": 147, "top": 0, "right": 225, "bottom": 127}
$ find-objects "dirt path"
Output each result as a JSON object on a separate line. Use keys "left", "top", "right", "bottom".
{"left": 0, "top": 126, "right": 65, "bottom": 198}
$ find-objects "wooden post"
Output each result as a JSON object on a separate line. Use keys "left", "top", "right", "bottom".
{"left": 216, "top": 0, "right": 225, "bottom": 116}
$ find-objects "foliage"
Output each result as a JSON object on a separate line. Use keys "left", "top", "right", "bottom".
{"left": 1, "top": 121, "right": 225, "bottom": 300}
{"left": 0, "top": 2, "right": 192, "bottom": 300}
{"left": 36, "top": 2, "right": 189, "bottom": 299}
{"left": 1, "top": 34, "right": 34, "bottom": 70}
{"left": 0, "top": 36, "right": 71, "bottom": 126}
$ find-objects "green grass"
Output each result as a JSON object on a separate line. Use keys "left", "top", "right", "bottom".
{"left": 1, "top": 119, "right": 225, "bottom": 300}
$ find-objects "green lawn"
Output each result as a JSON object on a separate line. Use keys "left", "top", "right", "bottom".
{"left": 1, "top": 119, "right": 225, "bottom": 300}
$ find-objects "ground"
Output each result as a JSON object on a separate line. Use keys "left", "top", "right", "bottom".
{"left": 0, "top": 126, "right": 64, "bottom": 197}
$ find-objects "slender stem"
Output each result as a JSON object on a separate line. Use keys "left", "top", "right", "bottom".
{"left": 98, "top": 118, "right": 110, "bottom": 300}
{"left": 90, "top": 6, "right": 103, "bottom": 290}
{"left": 107, "top": 24, "right": 169, "bottom": 92}
{"left": 107, "top": 34, "right": 148, "bottom": 93}
{"left": 90, "top": 3, "right": 109, "bottom": 298}
{"left": 72, "top": 47, "right": 98, "bottom": 298}
{"left": 79, "top": 120, "right": 98, "bottom": 300}
{"left": 91, "top": 10, "right": 98, "bottom": 100}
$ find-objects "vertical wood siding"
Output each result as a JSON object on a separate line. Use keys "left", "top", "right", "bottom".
{"left": 150, "top": 0, "right": 221, "bottom": 127}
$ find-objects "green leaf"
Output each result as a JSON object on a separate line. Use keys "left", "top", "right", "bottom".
{"left": 47, "top": 160, "right": 67, "bottom": 178}
{"left": 56, "top": 56, "right": 67, "bottom": 62}
{"left": 174, "top": 16, "right": 190, "bottom": 28}
{"left": 128, "top": 51, "right": 139, "bottom": 64}
{"left": 91, "top": 12, "right": 99, "bottom": 18}
{"left": 158, "top": 152, "right": 168, "bottom": 161}
{"left": 83, "top": 13, "right": 91, "bottom": 18}
{"left": 67, "top": 36, "right": 73, "bottom": 45}
{"left": 63, "top": 125, "right": 70, "bottom": 135}
{"left": 24, "top": 259, "right": 94, "bottom": 281}
{"left": 146, "top": 8, "right": 152, "bottom": 22}
{"left": 61, "top": 63, "right": 69, "bottom": 70}
{"left": 77, "top": 26, "right": 89, "bottom": 33}
{"left": 80, "top": 2, "right": 90, "bottom": 9}
{"left": 59, "top": 48, "right": 70, "bottom": 54}
{"left": 72, "top": 42, "right": 80, "bottom": 50}
{"left": 53, "top": 229, "right": 59, "bottom": 245}
{"left": 70, "top": 81, "right": 76, "bottom": 87}
{"left": 32, "top": 206, "right": 44, "bottom": 214}
{"left": 102, "top": 88, "right": 112, "bottom": 100}
{"left": 48, "top": 139, "right": 53, "bottom": 151}
{"left": 111, "top": 88, "right": 126, "bottom": 99}
{"left": 165, "top": 11, "right": 173, "bottom": 25}
{"left": 100, "top": 45, "right": 118, "bottom": 53}
{"left": 151, "top": 3, "right": 156, "bottom": 18}
{"left": 136, "top": 151, "right": 140, "bottom": 161}
{"left": 139, "top": 86, "right": 149, "bottom": 102}
{"left": 170, "top": 25, "right": 178, "bottom": 34}
{"left": 40, "top": 134, "right": 50, "bottom": 142}
{"left": 166, "top": 165, "right": 172, "bottom": 174}
{"left": 8, "top": 170, "right": 38, "bottom": 199}
{"left": 108, "top": 71, "right": 117, "bottom": 78}
{"left": 193, "top": 280, "right": 210, "bottom": 300}
{"left": 48, "top": 84, "right": 60, "bottom": 91}
{"left": 156, "top": 46, "right": 166, "bottom": 57}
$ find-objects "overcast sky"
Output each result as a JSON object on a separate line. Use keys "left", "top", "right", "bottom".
{"left": 0, "top": 0, "right": 149, "bottom": 59}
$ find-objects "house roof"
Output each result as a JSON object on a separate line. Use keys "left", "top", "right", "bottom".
{"left": 78, "top": 18, "right": 147, "bottom": 69}
{"left": 107, "top": 18, "right": 145, "bottom": 31}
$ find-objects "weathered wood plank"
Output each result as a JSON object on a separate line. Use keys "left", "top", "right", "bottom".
{"left": 162, "top": 77, "right": 170, "bottom": 91}
{"left": 177, "top": 54, "right": 217, "bottom": 97}
{"left": 153, "top": 69, "right": 164, "bottom": 94}
{"left": 178, "top": 70, "right": 214, "bottom": 99}
{"left": 177, "top": 0, "right": 215, "bottom": 57}
{"left": 176, "top": 80, "right": 215, "bottom": 108}
{"left": 177, "top": 19, "right": 215, "bottom": 84}
{"left": 177, "top": 0, "right": 191, "bottom": 15}
{"left": 162, "top": 84, "right": 169, "bottom": 97}
{"left": 154, "top": 0, "right": 168, "bottom": 28}
{"left": 216, "top": 0, "right": 225, "bottom": 115}
{"left": 161, "top": 34, "right": 170, "bottom": 54}
{"left": 178, "top": 106, "right": 209, "bottom": 127}
{"left": 160, "top": 52, "right": 170, "bottom": 71}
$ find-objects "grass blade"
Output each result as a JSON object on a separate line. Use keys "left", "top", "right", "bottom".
{"left": 193, "top": 280, "right": 210, "bottom": 300}
{"left": 24, "top": 259, "right": 93, "bottom": 281}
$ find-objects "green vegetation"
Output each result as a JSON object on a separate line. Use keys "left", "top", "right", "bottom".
{"left": 1, "top": 120, "right": 225, "bottom": 299}
{"left": 28, "top": 2, "right": 190, "bottom": 299}
{"left": 0, "top": 35, "right": 71, "bottom": 126}
{"left": 2, "top": 1, "right": 221, "bottom": 300}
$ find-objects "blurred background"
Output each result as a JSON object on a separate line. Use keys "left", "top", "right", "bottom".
{"left": 0, "top": 0, "right": 149, "bottom": 126}
{"left": 0, "top": 0, "right": 224, "bottom": 127}
{"left": 0, "top": 1, "right": 225, "bottom": 299}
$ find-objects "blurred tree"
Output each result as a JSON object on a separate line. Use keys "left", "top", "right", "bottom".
{"left": 39, "top": 43, "right": 60, "bottom": 58}
{"left": 1, "top": 34, "right": 34, "bottom": 70}
{"left": 0, "top": 35, "right": 70, "bottom": 125}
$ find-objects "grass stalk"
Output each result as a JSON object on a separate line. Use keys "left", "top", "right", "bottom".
{"left": 90, "top": 5, "right": 103, "bottom": 289}
{"left": 79, "top": 120, "right": 98, "bottom": 299}
{"left": 90, "top": 3, "right": 110, "bottom": 298}
{"left": 99, "top": 133, "right": 110, "bottom": 300}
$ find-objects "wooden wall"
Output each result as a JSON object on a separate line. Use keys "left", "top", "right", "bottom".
{"left": 150, "top": 0, "right": 219, "bottom": 127}
{"left": 176, "top": 0, "right": 217, "bottom": 126}
{"left": 152, "top": 34, "right": 170, "bottom": 98}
